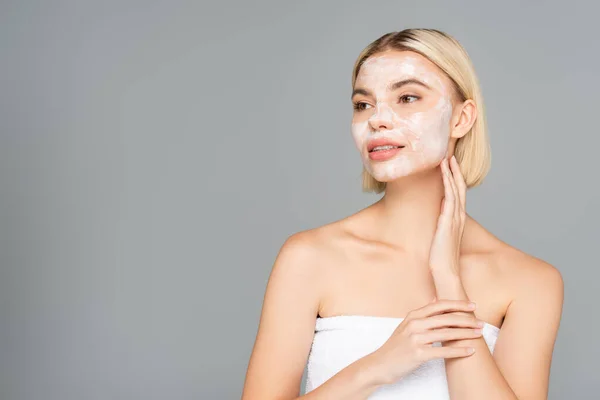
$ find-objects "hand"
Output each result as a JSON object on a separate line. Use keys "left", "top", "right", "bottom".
{"left": 428, "top": 155, "right": 467, "bottom": 275}
{"left": 370, "top": 299, "right": 483, "bottom": 385}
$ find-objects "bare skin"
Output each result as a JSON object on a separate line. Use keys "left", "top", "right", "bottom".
{"left": 311, "top": 206, "right": 510, "bottom": 329}
{"left": 241, "top": 50, "right": 563, "bottom": 400}
{"left": 242, "top": 208, "right": 561, "bottom": 400}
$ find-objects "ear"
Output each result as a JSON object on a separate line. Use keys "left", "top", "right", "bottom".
{"left": 450, "top": 99, "right": 477, "bottom": 139}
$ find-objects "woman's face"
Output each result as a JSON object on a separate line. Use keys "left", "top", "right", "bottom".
{"left": 351, "top": 50, "right": 456, "bottom": 182}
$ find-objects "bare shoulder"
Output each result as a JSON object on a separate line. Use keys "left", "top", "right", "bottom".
{"left": 461, "top": 217, "right": 564, "bottom": 328}
{"left": 492, "top": 241, "right": 564, "bottom": 303}
{"left": 268, "top": 230, "right": 323, "bottom": 305}
{"left": 270, "top": 221, "right": 352, "bottom": 310}
{"left": 241, "top": 222, "right": 352, "bottom": 399}
{"left": 281, "top": 210, "right": 361, "bottom": 255}
{"left": 276, "top": 220, "right": 348, "bottom": 267}
{"left": 464, "top": 217, "right": 563, "bottom": 300}
{"left": 473, "top": 225, "right": 564, "bottom": 324}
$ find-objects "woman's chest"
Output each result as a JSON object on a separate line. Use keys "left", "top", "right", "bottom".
{"left": 317, "top": 250, "right": 508, "bottom": 329}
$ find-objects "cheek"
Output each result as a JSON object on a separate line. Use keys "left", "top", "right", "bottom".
{"left": 351, "top": 121, "right": 369, "bottom": 151}
{"left": 416, "top": 123, "right": 448, "bottom": 160}
{"left": 409, "top": 102, "right": 452, "bottom": 149}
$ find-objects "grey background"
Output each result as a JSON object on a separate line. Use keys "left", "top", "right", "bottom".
{"left": 0, "top": 0, "right": 597, "bottom": 399}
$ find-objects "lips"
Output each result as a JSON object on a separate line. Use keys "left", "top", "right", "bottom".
{"left": 367, "top": 137, "right": 407, "bottom": 152}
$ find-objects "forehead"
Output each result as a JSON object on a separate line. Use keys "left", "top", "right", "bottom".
{"left": 356, "top": 50, "right": 450, "bottom": 93}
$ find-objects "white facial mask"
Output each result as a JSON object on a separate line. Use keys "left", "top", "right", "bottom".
{"left": 351, "top": 52, "right": 454, "bottom": 181}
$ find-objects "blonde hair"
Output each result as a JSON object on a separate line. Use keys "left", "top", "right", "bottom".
{"left": 352, "top": 28, "right": 491, "bottom": 193}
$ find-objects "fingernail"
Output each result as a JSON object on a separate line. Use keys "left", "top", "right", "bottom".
{"left": 468, "top": 302, "right": 476, "bottom": 309}
{"left": 477, "top": 320, "right": 485, "bottom": 327}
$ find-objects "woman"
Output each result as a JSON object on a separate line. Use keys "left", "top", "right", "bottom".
{"left": 241, "top": 28, "right": 563, "bottom": 399}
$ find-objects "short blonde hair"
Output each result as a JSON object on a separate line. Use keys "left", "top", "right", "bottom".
{"left": 352, "top": 28, "right": 491, "bottom": 193}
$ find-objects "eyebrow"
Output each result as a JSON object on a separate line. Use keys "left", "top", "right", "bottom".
{"left": 351, "top": 78, "right": 433, "bottom": 99}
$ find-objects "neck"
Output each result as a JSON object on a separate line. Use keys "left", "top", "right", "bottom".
{"left": 368, "top": 165, "right": 447, "bottom": 260}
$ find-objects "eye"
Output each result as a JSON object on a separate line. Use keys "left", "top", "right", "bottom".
{"left": 352, "top": 101, "right": 372, "bottom": 112}
{"left": 399, "top": 94, "right": 419, "bottom": 104}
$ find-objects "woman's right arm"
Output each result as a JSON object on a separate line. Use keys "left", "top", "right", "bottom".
{"left": 241, "top": 232, "right": 388, "bottom": 400}
{"left": 298, "top": 351, "right": 388, "bottom": 399}
{"left": 241, "top": 231, "right": 483, "bottom": 399}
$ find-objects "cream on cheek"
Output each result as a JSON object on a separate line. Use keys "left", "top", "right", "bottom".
{"left": 351, "top": 55, "right": 453, "bottom": 180}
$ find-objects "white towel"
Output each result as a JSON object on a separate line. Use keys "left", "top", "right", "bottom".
{"left": 304, "top": 315, "right": 500, "bottom": 399}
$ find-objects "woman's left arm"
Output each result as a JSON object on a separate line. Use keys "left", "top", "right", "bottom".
{"left": 430, "top": 156, "right": 564, "bottom": 400}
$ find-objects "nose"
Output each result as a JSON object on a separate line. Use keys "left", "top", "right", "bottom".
{"left": 368, "top": 102, "right": 394, "bottom": 131}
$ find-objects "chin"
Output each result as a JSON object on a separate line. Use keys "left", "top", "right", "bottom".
{"left": 366, "top": 167, "right": 417, "bottom": 182}
{"left": 365, "top": 160, "right": 436, "bottom": 182}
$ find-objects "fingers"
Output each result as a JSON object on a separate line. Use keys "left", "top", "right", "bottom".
{"left": 449, "top": 155, "right": 467, "bottom": 212}
{"left": 447, "top": 157, "right": 461, "bottom": 218}
{"left": 414, "top": 312, "right": 482, "bottom": 331}
{"left": 409, "top": 299, "right": 476, "bottom": 319}
{"left": 441, "top": 156, "right": 467, "bottom": 230}
{"left": 440, "top": 159, "right": 454, "bottom": 220}
{"left": 443, "top": 157, "right": 459, "bottom": 217}
{"left": 414, "top": 327, "right": 483, "bottom": 345}
{"left": 424, "top": 345, "right": 476, "bottom": 360}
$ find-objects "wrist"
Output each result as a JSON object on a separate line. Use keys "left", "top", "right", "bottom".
{"left": 430, "top": 270, "right": 465, "bottom": 298}
{"left": 358, "top": 350, "right": 393, "bottom": 387}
